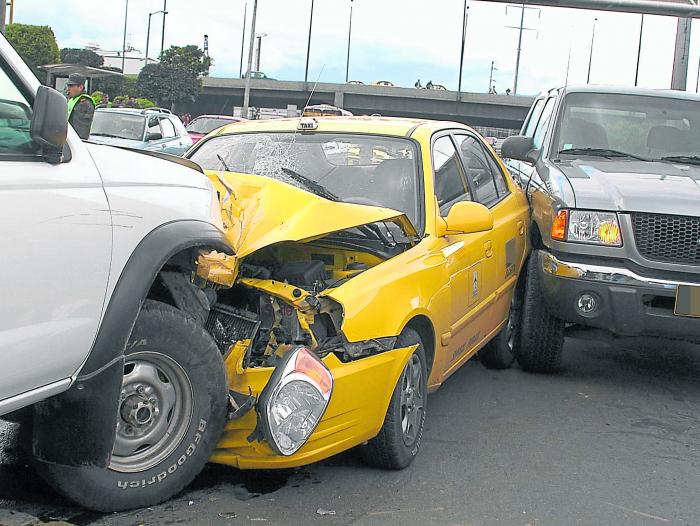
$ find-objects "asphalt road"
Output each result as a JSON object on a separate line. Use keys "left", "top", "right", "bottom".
{"left": 1, "top": 334, "right": 699, "bottom": 526}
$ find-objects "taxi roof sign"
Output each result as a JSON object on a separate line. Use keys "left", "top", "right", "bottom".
{"left": 297, "top": 118, "right": 319, "bottom": 131}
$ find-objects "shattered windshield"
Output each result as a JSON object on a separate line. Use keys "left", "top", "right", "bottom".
{"left": 190, "top": 132, "right": 421, "bottom": 227}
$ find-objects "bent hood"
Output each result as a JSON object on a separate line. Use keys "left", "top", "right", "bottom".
{"left": 206, "top": 170, "right": 417, "bottom": 257}
{"left": 559, "top": 159, "right": 700, "bottom": 215}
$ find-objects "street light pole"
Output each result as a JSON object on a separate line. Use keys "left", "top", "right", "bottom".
{"left": 488, "top": 60, "right": 497, "bottom": 92}
{"left": 145, "top": 10, "right": 167, "bottom": 66}
{"left": 587, "top": 17, "right": 597, "bottom": 84}
{"left": 239, "top": 1, "right": 247, "bottom": 78}
{"left": 0, "top": 0, "right": 6, "bottom": 35}
{"left": 345, "top": 0, "right": 354, "bottom": 83}
{"left": 304, "top": 0, "right": 315, "bottom": 83}
{"left": 160, "top": 0, "right": 167, "bottom": 56}
{"left": 242, "top": 0, "right": 258, "bottom": 118}
{"left": 634, "top": 14, "right": 644, "bottom": 86}
{"left": 458, "top": 1, "right": 469, "bottom": 95}
{"left": 255, "top": 33, "right": 267, "bottom": 72}
{"left": 121, "top": 0, "right": 129, "bottom": 73}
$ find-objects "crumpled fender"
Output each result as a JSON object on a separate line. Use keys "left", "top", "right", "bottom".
{"left": 210, "top": 345, "right": 416, "bottom": 469}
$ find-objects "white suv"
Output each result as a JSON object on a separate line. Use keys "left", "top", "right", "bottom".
{"left": 1, "top": 34, "right": 230, "bottom": 510}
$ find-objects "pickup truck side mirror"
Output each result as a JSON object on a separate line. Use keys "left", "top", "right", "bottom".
{"left": 30, "top": 85, "right": 68, "bottom": 164}
{"left": 501, "top": 135, "right": 539, "bottom": 165}
{"left": 442, "top": 201, "right": 494, "bottom": 235}
{"left": 147, "top": 132, "right": 163, "bottom": 141}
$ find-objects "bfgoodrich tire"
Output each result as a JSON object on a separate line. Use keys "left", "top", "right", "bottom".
{"left": 35, "top": 301, "right": 228, "bottom": 512}
{"left": 361, "top": 328, "right": 427, "bottom": 470}
{"left": 514, "top": 251, "right": 565, "bottom": 373}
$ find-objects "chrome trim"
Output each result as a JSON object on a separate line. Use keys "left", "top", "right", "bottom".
{"left": 0, "top": 378, "right": 72, "bottom": 416}
{"left": 541, "top": 252, "right": 700, "bottom": 290}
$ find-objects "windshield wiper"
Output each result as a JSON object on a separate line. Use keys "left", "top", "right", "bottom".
{"left": 558, "top": 148, "right": 649, "bottom": 161}
{"left": 281, "top": 167, "right": 339, "bottom": 201}
{"left": 90, "top": 133, "right": 123, "bottom": 138}
{"left": 658, "top": 155, "right": 700, "bottom": 166}
{"left": 216, "top": 153, "right": 232, "bottom": 172}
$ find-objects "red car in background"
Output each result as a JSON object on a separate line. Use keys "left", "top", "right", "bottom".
{"left": 186, "top": 115, "right": 246, "bottom": 144}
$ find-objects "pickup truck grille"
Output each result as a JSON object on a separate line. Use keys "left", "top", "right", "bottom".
{"left": 631, "top": 213, "right": 700, "bottom": 266}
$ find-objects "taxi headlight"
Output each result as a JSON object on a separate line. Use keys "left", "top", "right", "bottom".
{"left": 259, "top": 347, "right": 333, "bottom": 456}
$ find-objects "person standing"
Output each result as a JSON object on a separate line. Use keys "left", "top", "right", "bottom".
{"left": 66, "top": 73, "right": 95, "bottom": 140}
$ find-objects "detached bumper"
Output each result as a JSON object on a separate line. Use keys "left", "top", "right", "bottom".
{"left": 539, "top": 251, "right": 700, "bottom": 341}
{"left": 210, "top": 346, "right": 414, "bottom": 469}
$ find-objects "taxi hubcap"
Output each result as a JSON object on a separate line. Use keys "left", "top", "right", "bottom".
{"left": 400, "top": 354, "right": 424, "bottom": 446}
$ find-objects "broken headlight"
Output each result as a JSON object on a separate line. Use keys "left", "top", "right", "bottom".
{"left": 259, "top": 347, "right": 333, "bottom": 456}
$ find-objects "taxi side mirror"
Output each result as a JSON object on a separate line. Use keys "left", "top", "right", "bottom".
{"left": 443, "top": 201, "right": 494, "bottom": 235}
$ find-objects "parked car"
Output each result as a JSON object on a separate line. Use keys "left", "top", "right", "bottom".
{"left": 428, "top": 84, "right": 447, "bottom": 91}
{"left": 89, "top": 107, "right": 193, "bottom": 156}
{"left": 347, "top": 80, "right": 365, "bottom": 85}
{"left": 186, "top": 114, "right": 246, "bottom": 144}
{"left": 243, "top": 70, "right": 274, "bottom": 80}
{"left": 302, "top": 104, "right": 353, "bottom": 117}
{"left": 502, "top": 85, "right": 700, "bottom": 373}
{"left": 373, "top": 80, "right": 396, "bottom": 87}
{"left": 184, "top": 115, "right": 530, "bottom": 474}
{"left": 0, "top": 32, "right": 229, "bottom": 511}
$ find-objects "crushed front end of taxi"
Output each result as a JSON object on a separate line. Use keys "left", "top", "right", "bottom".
{"left": 194, "top": 170, "right": 419, "bottom": 468}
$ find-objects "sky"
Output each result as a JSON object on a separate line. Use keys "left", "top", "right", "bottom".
{"left": 9, "top": 0, "right": 700, "bottom": 96}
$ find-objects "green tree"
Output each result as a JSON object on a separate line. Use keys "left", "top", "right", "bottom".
{"left": 5, "top": 24, "right": 60, "bottom": 79}
{"left": 159, "top": 45, "right": 212, "bottom": 77}
{"left": 60, "top": 48, "right": 104, "bottom": 67}
{"left": 137, "top": 63, "right": 200, "bottom": 108}
{"left": 91, "top": 66, "right": 124, "bottom": 98}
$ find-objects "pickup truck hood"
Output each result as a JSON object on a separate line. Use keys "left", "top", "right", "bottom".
{"left": 205, "top": 170, "right": 417, "bottom": 258}
{"left": 559, "top": 159, "right": 700, "bottom": 215}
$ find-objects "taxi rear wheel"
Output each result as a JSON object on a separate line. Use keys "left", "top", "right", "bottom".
{"left": 478, "top": 287, "right": 522, "bottom": 369}
{"left": 360, "top": 328, "right": 427, "bottom": 470}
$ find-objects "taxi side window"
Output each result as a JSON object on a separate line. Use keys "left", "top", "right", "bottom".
{"left": 160, "top": 117, "right": 176, "bottom": 138}
{"left": 432, "top": 135, "right": 471, "bottom": 217}
{"left": 453, "top": 134, "right": 501, "bottom": 207}
{"left": 0, "top": 61, "right": 40, "bottom": 159}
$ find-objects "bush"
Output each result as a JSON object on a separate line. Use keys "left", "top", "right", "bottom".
{"left": 90, "top": 90, "right": 105, "bottom": 105}
{"left": 134, "top": 98, "right": 155, "bottom": 109}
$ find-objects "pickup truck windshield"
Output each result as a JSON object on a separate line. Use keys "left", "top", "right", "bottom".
{"left": 555, "top": 92, "right": 700, "bottom": 161}
{"left": 189, "top": 132, "right": 421, "bottom": 227}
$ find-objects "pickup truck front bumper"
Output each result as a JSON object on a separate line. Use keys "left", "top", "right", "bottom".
{"left": 539, "top": 251, "right": 700, "bottom": 341}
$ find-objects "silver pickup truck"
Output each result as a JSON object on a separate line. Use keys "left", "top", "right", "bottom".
{"left": 502, "top": 85, "right": 700, "bottom": 373}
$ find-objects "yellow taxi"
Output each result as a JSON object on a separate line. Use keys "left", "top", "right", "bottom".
{"left": 186, "top": 116, "right": 530, "bottom": 470}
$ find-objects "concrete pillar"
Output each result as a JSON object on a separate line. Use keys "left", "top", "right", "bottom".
{"left": 671, "top": 17, "right": 692, "bottom": 90}
{"left": 334, "top": 90, "right": 344, "bottom": 109}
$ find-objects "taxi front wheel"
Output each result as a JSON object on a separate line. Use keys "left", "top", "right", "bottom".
{"left": 361, "top": 328, "right": 427, "bottom": 470}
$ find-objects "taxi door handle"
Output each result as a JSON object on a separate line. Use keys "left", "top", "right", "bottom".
{"left": 518, "top": 221, "right": 525, "bottom": 236}
{"left": 484, "top": 241, "right": 493, "bottom": 258}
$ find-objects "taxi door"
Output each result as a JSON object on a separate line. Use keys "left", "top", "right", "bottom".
{"left": 430, "top": 134, "right": 494, "bottom": 381}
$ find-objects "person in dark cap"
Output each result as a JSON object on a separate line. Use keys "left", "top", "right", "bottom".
{"left": 66, "top": 73, "right": 95, "bottom": 140}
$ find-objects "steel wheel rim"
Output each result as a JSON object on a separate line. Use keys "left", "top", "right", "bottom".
{"left": 506, "top": 294, "right": 522, "bottom": 352}
{"left": 400, "top": 354, "right": 424, "bottom": 446}
{"left": 110, "top": 351, "right": 193, "bottom": 473}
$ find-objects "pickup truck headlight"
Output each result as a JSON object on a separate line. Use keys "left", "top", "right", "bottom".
{"left": 551, "top": 209, "right": 622, "bottom": 246}
{"left": 259, "top": 347, "right": 333, "bottom": 456}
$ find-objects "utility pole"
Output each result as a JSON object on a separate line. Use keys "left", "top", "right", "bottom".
{"left": 239, "top": 2, "right": 247, "bottom": 78}
{"left": 304, "top": 0, "right": 314, "bottom": 83}
{"left": 505, "top": 4, "right": 538, "bottom": 95}
{"left": 488, "top": 60, "right": 498, "bottom": 93}
{"left": 8, "top": 0, "right": 12, "bottom": 24}
{"left": 587, "top": 17, "right": 597, "bottom": 84}
{"left": 0, "top": 0, "right": 6, "bottom": 35}
{"left": 458, "top": 1, "right": 470, "bottom": 95}
{"left": 121, "top": 0, "right": 129, "bottom": 73}
{"left": 345, "top": 0, "right": 354, "bottom": 83}
{"left": 242, "top": 0, "right": 258, "bottom": 118}
{"left": 255, "top": 33, "right": 267, "bottom": 72}
{"left": 634, "top": 14, "right": 644, "bottom": 86}
{"left": 670, "top": 17, "right": 691, "bottom": 90}
{"left": 160, "top": 0, "right": 167, "bottom": 56}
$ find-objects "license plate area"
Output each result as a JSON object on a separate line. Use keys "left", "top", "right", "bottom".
{"left": 674, "top": 285, "right": 700, "bottom": 318}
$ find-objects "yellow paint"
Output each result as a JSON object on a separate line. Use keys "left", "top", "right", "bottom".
{"left": 196, "top": 116, "right": 530, "bottom": 468}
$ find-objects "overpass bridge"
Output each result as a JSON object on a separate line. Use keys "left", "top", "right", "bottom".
{"left": 192, "top": 78, "right": 534, "bottom": 130}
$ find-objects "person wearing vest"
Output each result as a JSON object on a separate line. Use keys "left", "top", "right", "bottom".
{"left": 66, "top": 73, "right": 95, "bottom": 140}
